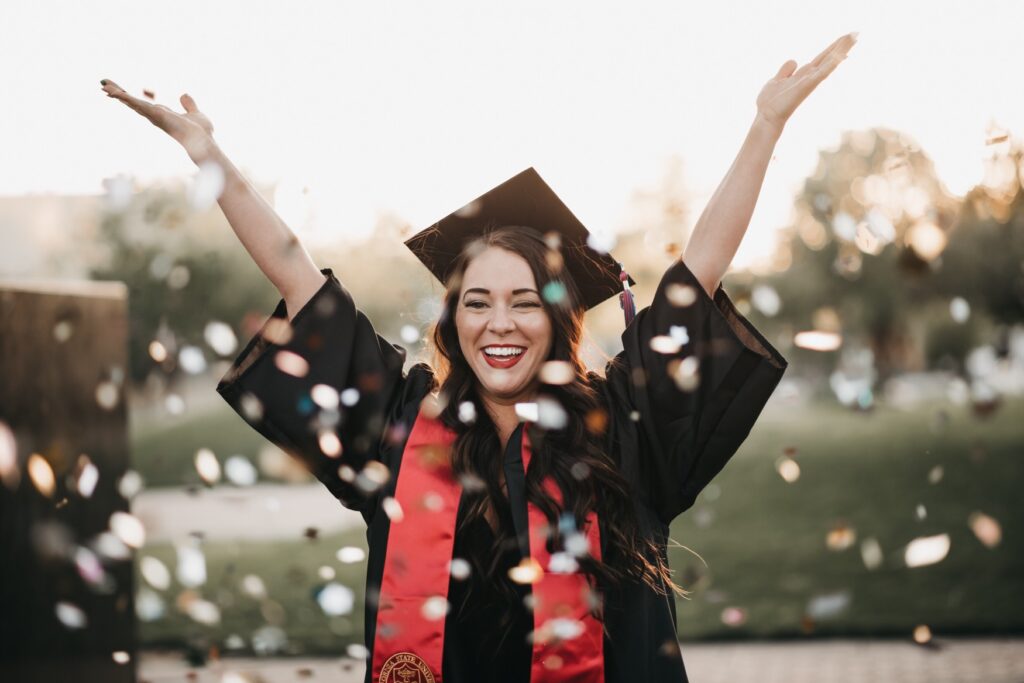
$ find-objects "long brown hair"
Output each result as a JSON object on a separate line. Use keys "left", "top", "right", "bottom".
{"left": 424, "top": 225, "right": 688, "bottom": 642}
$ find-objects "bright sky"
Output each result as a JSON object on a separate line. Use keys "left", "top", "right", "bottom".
{"left": 3, "top": 0, "right": 1021, "bottom": 271}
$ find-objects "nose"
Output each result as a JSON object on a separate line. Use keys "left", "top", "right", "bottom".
{"left": 486, "top": 304, "right": 516, "bottom": 334}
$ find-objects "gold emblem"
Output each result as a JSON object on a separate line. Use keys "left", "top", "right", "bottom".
{"left": 379, "top": 651, "right": 436, "bottom": 683}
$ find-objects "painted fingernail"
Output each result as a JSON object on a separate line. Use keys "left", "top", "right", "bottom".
{"left": 100, "top": 79, "right": 107, "bottom": 85}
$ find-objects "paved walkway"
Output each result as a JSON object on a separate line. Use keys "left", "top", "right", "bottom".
{"left": 139, "top": 637, "right": 1024, "bottom": 682}
{"left": 133, "top": 484, "right": 363, "bottom": 543}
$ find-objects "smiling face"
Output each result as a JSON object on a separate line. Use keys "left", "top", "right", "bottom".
{"left": 455, "top": 246, "right": 554, "bottom": 407}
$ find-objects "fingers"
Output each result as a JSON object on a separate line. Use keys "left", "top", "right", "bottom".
{"left": 180, "top": 93, "right": 199, "bottom": 114}
{"left": 774, "top": 59, "right": 798, "bottom": 80}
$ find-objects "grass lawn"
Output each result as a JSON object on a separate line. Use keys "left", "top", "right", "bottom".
{"left": 134, "top": 395, "right": 1024, "bottom": 653}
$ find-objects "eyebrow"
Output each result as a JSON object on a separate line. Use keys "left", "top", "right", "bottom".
{"left": 462, "top": 287, "right": 539, "bottom": 298}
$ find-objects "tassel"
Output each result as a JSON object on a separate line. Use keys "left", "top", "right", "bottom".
{"left": 618, "top": 262, "right": 636, "bottom": 327}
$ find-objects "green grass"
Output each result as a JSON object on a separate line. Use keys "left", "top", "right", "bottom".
{"left": 133, "top": 396, "right": 1024, "bottom": 652}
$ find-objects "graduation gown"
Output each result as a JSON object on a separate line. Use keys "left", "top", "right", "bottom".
{"left": 216, "top": 257, "right": 788, "bottom": 682}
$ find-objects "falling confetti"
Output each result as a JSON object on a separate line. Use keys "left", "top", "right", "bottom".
{"left": 135, "top": 588, "right": 166, "bottom": 622}
{"left": 420, "top": 596, "right": 449, "bottom": 621}
{"left": 400, "top": 325, "right": 420, "bottom": 344}
{"left": 27, "top": 453, "right": 55, "bottom": 497}
{"left": 720, "top": 606, "right": 748, "bottom": 627}
{"left": 188, "top": 159, "right": 226, "bottom": 210}
{"left": 319, "top": 565, "right": 336, "bottom": 581}
{"left": 165, "top": 394, "right": 186, "bottom": 415}
{"left": 194, "top": 448, "right": 222, "bottom": 485}
{"left": 141, "top": 556, "right": 171, "bottom": 590}
{"left": 968, "top": 511, "right": 1002, "bottom": 548}
{"left": 53, "top": 319, "right": 74, "bottom": 343}
{"left": 241, "top": 574, "right": 267, "bottom": 599}
{"left": 176, "top": 541, "right": 208, "bottom": 587}
{"left": 860, "top": 537, "right": 883, "bottom": 570}
{"left": 669, "top": 357, "right": 700, "bottom": 392}
{"left": 949, "top": 297, "right": 970, "bottom": 323}
{"left": 340, "top": 388, "right": 360, "bottom": 406}
{"left": 262, "top": 318, "right": 294, "bottom": 345}
{"left": 95, "top": 381, "right": 120, "bottom": 410}
{"left": 337, "top": 546, "right": 366, "bottom": 564}
{"left": 539, "top": 360, "right": 574, "bottom": 385}
{"left": 541, "top": 281, "right": 567, "bottom": 305}
{"left": 110, "top": 511, "right": 146, "bottom": 548}
{"left": 509, "top": 557, "right": 543, "bottom": 585}
{"left": 317, "top": 583, "right": 355, "bottom": 616}
{"left": 224, "top": 455, "right": 258, "bottom": 486}
{"left": 275, "top": 350, "right": 309, "bottom": 378}
{"left": 913, "top": 624, "right": 932, "bottom": 644}
{"left": 586, "top": 231, "right": 616, "bottom": 253}
{"left": 111, "top": 651, "right": 131, "bottom": 665}
{"left": 826, "top": 522, "right": 856, "bottom": 551}
{"left": 514, "top": 402, "right": 539, "bottom": 422}
{"left": 449, "top": 558, "right": 471, "bottom": 580}
{"left": 318, "top": 431, "right": 342, "bottom": 458}
{"left": 649, "top": 335, "right": 682, "bottom": 354}
{"left": 382, "top": 496, "right": 404, "bottom": 522}
{"left": 118, "top": 470, "right": 144, "bottom": 499}
{"left": 904, "top": 533, "right": 950, "bottom": 568}
{"left": 457, "top": 401, "right": 477, "bottom": 425}
{"left": 55, "top": 602, "right": 87, "bottom": 629}
{"left": 311, "top": 384, "right": 340, "bottom": 410}
{"left": 665, "top": 283, "right": 697, "bottom": 307}
{"left": 204, "top": 321, "right": 238, "bottom": 356}
{"left": 806, "top": 591, "right": 851, "bottom": 620}
{"left": 774, "top": 455, "right": 800, "bottom": 483}
{"left": 794, "top": 330, "right": 842, "bottom": 352}
{"left": 0, "top": 421, "right": 18, "bottom": 490}
{"left": 537, "top": 396, "right": 568, "bottom": 430}
{"left": 178, "top": 346, "right": 208, "bottom": 375}
{"left": 355, "top": 461, "right": 391, "bottom": 494}
{"left": 148, "top": 340, "right": 168, "bottom": 362}
{"left": 548, "top": 552, "right": 579, "bottom": 574}
{"left": 74, "top": 455, "right": 99, "bottom": 498}
{"left": 187, "top": 598, "right": 221, "bottom": 625}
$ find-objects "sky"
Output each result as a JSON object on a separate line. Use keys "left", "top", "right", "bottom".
{"left": 3, "top": 0, "right": 1021, "bottom": 271}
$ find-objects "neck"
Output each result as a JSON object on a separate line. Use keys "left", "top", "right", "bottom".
{"left": 479, "top": 389, "right": 534, "bottom": 451}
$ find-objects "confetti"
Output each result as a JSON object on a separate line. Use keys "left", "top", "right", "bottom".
{"left": 514, "top": 402, "right": 539, "bottom": 422}
{"left": 118, "top": 470, "right": 144, "bottom": 499}
{"left": 904, "top": 533, "right": 950, "bottom": 568}
{"left": 665, "top": 283, "right": 697, "bottom": 307}
{"left": 913, "top": 624, "right": 932, "bottom": 644}
{"left": 203, "top": 321, "right": 238, "bottom": 356}
{"left": 751, "top": 285, "right": 781, "bottom": 316}
{"left": 53, "top": 319, "right": 74, "bottom": 342}
{"left": 382, "top": 496, "right": 404, "bottom": 522}
{"left": 541, "top": 281, "right": 567, "bottom": 304}
{"left": 0, "top": 422, "right": 18, "bottom": 490}
{"left": 319, "top": 565, "right": 336, "bottom": 581}
{"left": 775, "top": 455, "right": 800, "bottom": 483}
{"left": 140, "top": 557, "right": 172, "bottom": 592}
{"left": 860, "top": 537, "right": 883, "bottom": 570}
{"left": 318, "top": 431, "right": 342, "bottom": 457}
{"left": 548, "top": 552, "right": 579, "bottom": 574}
{"left": 135, "top": 588, "right": 166, "bottom": 622}
{"left": 311, "top": 384, "right": 340, "bottom": 410}
{"left": 400, "top": 325, "right": 421, "bottom": 344}
{"left": 224, "top": 455, "right": 258, "bottom": 486}
{"left": 340, "top": 388, "right": 360, "bottom": 406}
{"left": 317, "top": 583, "right": 355, "bottom": 616}
{"left": 949, "top": 297, "right": 970, "bottom": 323}
{"left": 720, "top": 606, "right": 747, "bottom": 627}
{"left": 110, "top": 511, "right": 146, "bottom": 548}
{"left": 187, "top": 598, "right": 221, "bottom": 625}
{"left": 669, "top": 356, "right": 700, "bottom": 392}
{"left": 241, "top": 574, "right": 267, "bottom": 599}
{"left": 176, "top": 541, "right": 207, "bottom": 587}
{"left": 165, "top": 394, "right": 186, "bottom": 415}
{"left": 74, "top": 455, "right": 99, "bottom": 498}
{"left": 906, "top": 221, "right": 947, "bottom": 261}
{"left": 27, "top": 454, "right": 55, "bottom": 497}
{"left": 112, "top": 651, "right": 131, "bottom": 665}
{"left": 420, "top": 596, "right": 449, "bottom": 621}
{"left": 509, "top": 557, "right": 543, "bottom": 584}
{"left": 586, "top": 231, "right": 616, "bottom": 253}
{"left": 806, "top": 590, "right": 851, "bottom": 620}
{"left": 448, "top": 558, "right": 471, "bottom": 580}
{"left": 826, "top": 522, "right": 856, "bottom": 551}
{"left": 178, "top": 345, "right": 207, "bottom": 374}
{"left": 274, "top": 350, "right": 308, "bottom": 378}
{"left": 148, "top": 340, "right": 168, "bottom": 362}
{"left": 55, "top": 602, "right": 87, "bottom": 629}
{"left": 355, "top": 461, "right": 391, "bottom": 494}
{"left": 95, "top": 381, "right": 120, "bottom": 410}
{"left": 794, "top": 330, "right": 842, "bottom": 351}
{"left": 537, "top": 396, "right": 568, "bottom": 430}
{"left": 261, "top": 318, "right": 294, "bottom": 345}
{"left": 968, "top": 511, "right": 1001, "bottom": 548}
{"left": 536, "top": 360, "right": 574, "bottom": 385}
{"left": 194, "top": 448, "right": 221, "bottom": 485}
{"left": 188, "top": 159, "right": 226, "bottom": 211}
{"left": 649, "top": 335, "right": 682, "bottom": 354}
{"left": 457, "top": 401, "right": 477, "bottom": 425}
{"left": 337, "top": 546, "right": 366, "bottom": 564}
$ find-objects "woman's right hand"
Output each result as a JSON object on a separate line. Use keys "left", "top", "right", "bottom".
{"left": 100, "top": 79, "right": 217, "bottom": 164}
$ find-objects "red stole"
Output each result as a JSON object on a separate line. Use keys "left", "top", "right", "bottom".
{"left": 370, "top": 407, "right": 605, "bottom": 682}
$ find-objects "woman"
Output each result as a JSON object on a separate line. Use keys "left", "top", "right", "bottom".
{"left": 101, "top": 31, "right": 854, "bottom": 683}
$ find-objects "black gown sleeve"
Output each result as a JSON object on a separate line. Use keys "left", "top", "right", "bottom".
{"left": 215, "top": 267, "right": 427, "bottom": 520}
{"left": 609, "top": 258, "right": 788, "bottom": 525}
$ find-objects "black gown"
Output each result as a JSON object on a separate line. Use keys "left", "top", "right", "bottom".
{"left": 215, "top": 257, "right": 788, "bottom": 682}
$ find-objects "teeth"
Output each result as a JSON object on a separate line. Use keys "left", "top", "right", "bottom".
{"left": 484, "top": 347, "right": 524, "bottom": 357}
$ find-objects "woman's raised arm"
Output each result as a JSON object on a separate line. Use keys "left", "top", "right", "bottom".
{"left": 99, "top": 79, "right": 326, "bottom": 321}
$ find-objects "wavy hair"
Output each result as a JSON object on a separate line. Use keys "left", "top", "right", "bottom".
{"left": 424, "top": 225, "right": 688, "bottom": 646}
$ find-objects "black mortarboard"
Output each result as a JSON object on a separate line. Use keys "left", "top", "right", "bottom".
{"left": 404, "top": 167, "right": 637, "bottom": 323}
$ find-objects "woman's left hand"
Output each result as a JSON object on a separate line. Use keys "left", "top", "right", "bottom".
{"left": 755, "top": 32, "right": 858, "bottom": 134}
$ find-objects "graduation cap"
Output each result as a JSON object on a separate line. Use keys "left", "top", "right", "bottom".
{"left": 403, "top": 167, "right": 637, "bottom": 325}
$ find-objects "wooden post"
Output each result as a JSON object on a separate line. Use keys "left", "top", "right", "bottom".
{"left": 0, "top": 278, "right": 135, "bottom": 682}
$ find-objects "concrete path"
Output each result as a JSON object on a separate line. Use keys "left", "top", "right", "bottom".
{"left": 139, "top": 637, "right": 1024, "bottom": 682}
{"left": 132, "top": 484, "right": 364, "bottom": 543}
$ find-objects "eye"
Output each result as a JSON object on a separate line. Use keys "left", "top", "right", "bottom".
{"left": 465, "top": 301, "right": 486, "bottom": 309}
{"left": 515, "top": 301, "right": 541, "bottom": 308}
